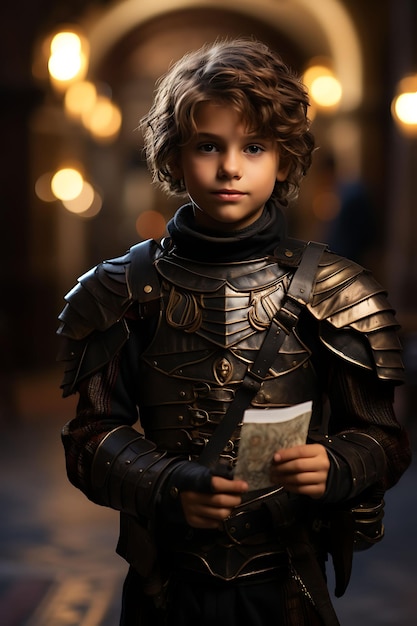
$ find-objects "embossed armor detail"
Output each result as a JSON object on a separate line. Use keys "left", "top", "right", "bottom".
{"left": 306, "top": 249, "right": 404, "bottom": 381}
{"left": 57, "top": 239, "right": 404, "bottom": 399}
{"left": 139, "top": 254, "right": 318, "bottom": 465}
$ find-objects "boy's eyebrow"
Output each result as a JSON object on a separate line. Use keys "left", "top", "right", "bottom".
{"left": 192, "top": 132, "right": 221, "bottom": 140}
{"left": 192, "top": 131, "right": 270, "bottom": 141}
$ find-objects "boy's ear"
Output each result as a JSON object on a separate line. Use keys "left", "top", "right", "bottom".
{"left": 276, "top": 161, "right": 290, "bottom": 182}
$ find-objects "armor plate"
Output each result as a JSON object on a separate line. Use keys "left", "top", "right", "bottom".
{"left": 139, "top": 254, "right": 319, "bottom": 466}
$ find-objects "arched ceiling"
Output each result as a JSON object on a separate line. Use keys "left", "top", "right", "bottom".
{"left": 85, "top": 0, "right": 362, "bottom": 111}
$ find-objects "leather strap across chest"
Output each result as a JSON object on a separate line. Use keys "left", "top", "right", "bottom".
{"left": 127, "top": 237, "right": 326, "bottom": 468}
{"left": 198, "top": 241, "right": 326, "bottom": 469}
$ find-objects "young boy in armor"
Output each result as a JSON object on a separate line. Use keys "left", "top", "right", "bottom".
{"left": 57, "top": 39, "right": 411, "bottom": 626}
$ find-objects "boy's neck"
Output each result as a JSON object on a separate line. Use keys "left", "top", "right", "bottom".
{"left": 166, "top": 202, "right": 286, "bottom": 262}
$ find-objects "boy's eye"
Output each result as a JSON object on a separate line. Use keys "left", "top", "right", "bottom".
{"left": 198, "top": 143, "right": 217, "bottom": 153}
{"left": 245, "top": 145, "right": 264, "bottom": 155}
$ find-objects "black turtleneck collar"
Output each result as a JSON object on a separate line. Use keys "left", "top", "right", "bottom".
{"left": 166, "top": 201, "right": 287, "bottom": 263}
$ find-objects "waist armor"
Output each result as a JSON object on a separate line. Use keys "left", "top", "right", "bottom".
{"left": 139, "top": 253, "right": 319, "bottom": 467}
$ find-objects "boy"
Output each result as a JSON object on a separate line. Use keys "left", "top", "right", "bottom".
{"left": 57, "top": 39, "right": 411, "bottom": 626}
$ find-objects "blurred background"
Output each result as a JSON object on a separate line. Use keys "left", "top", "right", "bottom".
{"left": 0, "top": 1, "right": 416, "bottom": 625}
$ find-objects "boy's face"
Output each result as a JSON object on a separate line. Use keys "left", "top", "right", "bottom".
{"left": 175, "top": 102, "right": 288, "bottom": 232}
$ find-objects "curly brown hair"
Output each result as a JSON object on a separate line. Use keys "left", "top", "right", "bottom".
{"left": 140, "top": 38, "right": 315, "bottom": 206}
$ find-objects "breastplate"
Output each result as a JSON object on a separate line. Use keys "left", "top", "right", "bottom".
{"left": 138, "top": 253, "right": 318, "bottom": 467}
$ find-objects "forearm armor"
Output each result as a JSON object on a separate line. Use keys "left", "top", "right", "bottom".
{"left": 314, "top": 430, "right": 388, "bottom": 502}
{"left": 90, "top": 425, "right": 179, "bottom": 520}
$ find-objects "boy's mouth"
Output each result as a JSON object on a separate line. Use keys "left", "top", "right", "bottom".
{"left": 212, "top": 189, "right": 246, "bottom": 200}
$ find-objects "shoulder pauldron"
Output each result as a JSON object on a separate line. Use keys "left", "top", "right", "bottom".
{"left": 274, "top": 239, "right": 404, "bottom": 383}
{"left": 308, "top": 249, "right": 404, "bottom": 383}
{"left": 57, "top": 239, "right": 163, "bottom": 395}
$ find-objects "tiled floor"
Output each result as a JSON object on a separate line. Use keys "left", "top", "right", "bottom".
{"left": 1, "top": 369, "right": 416, "bottom": 625}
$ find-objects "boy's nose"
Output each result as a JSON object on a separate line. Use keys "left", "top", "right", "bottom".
{"left": 218, "top": 151, "right": 242, "bottom": 179}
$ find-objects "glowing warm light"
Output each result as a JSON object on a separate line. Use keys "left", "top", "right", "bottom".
{"left": 48, "top": 31, "right": 88, "bottom": 83}
{"left": 136, "top": 210, "right": 166, "bottom": 240}
{"left": 391, "top": 75, "right": 417, "bottom": 136}
{"left": 51, "top": 168, "right": 84, "bottom": 201}
{"left": 394, "top": 92, "right": 417, "bottom": 125}
{"left": 304, "top": 64, "right": 331, "bottom": 87}
{"left": 310, "top": 75, "right": 342, "bottom": 108}
{"left": 62, "top": 181, "right": 95, "bottom": 213}
{"left": 35, "top": 172, "right": 56, "bottom": 202}
{"left": 303, "top": 62, "right": 342, "bottom": 111}
{"left": 64, "top": 81, "right": 97, "bottom": 119}
{"left": 78, "top": 190, "right": 103, "bottom": 218}
{"left": 82, "top": 96, "right": 122, "bottom": 141}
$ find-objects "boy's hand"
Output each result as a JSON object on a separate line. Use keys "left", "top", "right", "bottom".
{"left": 180, "top": 476, "right": 248, "bottom": 529}
{"left": 270, "top": 444, "right": 330, "bottom": 499}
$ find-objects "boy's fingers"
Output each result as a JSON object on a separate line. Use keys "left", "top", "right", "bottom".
{"left": 273, "top": 444, "right": 326, "bottom": 463}
{"left": 211, "top": 475, "right": 248, "bottom": 494}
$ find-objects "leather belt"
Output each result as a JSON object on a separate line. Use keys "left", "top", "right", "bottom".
{"left": 223, "top": 505, "right": 276, "bottom": 545}
{"left": 173, "top": 550, "right": 289, "bottom": 582}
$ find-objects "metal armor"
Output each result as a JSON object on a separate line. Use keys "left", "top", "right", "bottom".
{"left": 57, "top": 238, "right": 404, "bottom": 580}
{"left": 138, "top": 251, "right": 321, "bottom": 466}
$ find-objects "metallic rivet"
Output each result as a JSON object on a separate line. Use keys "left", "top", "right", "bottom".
{"left": 230, "top": 526, "right": 236, "bottom": 534}
{"left": 285, "top": 250, "right": 294, "bottom": 257}
{"left": 125, "top": 460, "right": 131, "bottom": 465}
{"left": 179, "top": 391, "right": 186, "bottom": 398}
{"left": 143, "top": 285, "right": 153, "bottom": 294}
{"left": 178, "top": 415, "right": 184, "bottom": 422}
{"left": 170, "top": 486, "right": 179, "bottom": 498}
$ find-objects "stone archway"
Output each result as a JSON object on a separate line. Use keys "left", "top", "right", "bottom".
{"left": 86, "top": 0, "right": 362, "bottom": 112}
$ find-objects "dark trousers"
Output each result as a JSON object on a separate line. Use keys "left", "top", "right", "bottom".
{"left": 119, "top": 566, "right": 324, "bottom": 626}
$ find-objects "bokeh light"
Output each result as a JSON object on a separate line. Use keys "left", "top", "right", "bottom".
{"left": 391, "top": 75, "right": 417, "bottom": 135}
{"left": 51, "top": 168, "right": 84, "bottom": 201}
{"left": 35, "top": 172, "right": 56, "bottom": 202}
{"left": 63, "top": 182, "right": 103, "bottom": 218}
{"left": 312, "top": 191, "right": 341, "bottom": 221}
{"left": 47, "top": 30, "right": 88, "bottom": 86}
{"left": 62, "top": 181, "right": 95, "bottom": 213}
{"left": 82, "top": 95, "right": 122, "bottom": 142}
{"left": 310, "top": 75, "right": 342, "bottom": 108}
{"left": 394, "top": 93, "right": 417, "bottom": 125}
{"left": 64, "top": 80, "right": 97, "bottom": 119}
{"left": 303, "top": 62, "right": 342, "bottom": 112}
{"left": 136, "top": 211, "right": 167, "bottom": 240}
